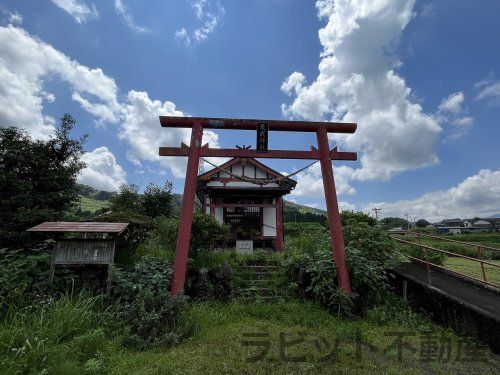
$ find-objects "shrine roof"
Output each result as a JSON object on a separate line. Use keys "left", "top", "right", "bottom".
{"left": 26, "top": 222, "right": 129, "bottom": 234}
{"left": 197, "top": 157, "right": 297, "bottom": 192}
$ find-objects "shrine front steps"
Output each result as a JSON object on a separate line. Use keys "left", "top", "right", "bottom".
{"left": 234, "top": 264, "right": 283, "bottom": 301}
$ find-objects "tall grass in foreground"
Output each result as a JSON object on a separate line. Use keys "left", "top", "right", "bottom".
{"left": 0, "top": 292, "right": 113, "bottom": 374}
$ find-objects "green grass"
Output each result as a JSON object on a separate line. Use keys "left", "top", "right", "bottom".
{"left": 107, "top": 299, "right": 499, "bottom": 374}
{"left": 0, "top": 293, "right": 114, "bottom": 374}
{"left": 444, "top": 257, "right": 500, "bottom": 286}
{"left": 402, "top": 232, "right": 500, "bottom": 260}
{"left": 79, "top": 195, "right": 110, "bottom": 213}
{"left": 2, "top": 295, "right": 498, "bottom": 374}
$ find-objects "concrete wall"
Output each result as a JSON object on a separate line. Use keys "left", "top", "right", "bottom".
{"left": 390, "top": 270, "right": 500, "bottom": 353}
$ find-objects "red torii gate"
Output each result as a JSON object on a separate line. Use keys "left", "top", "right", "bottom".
{"left": 159, "top": 116, "right": 358, "bottom": 296}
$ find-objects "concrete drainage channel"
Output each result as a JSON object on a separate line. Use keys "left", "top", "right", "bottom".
{"left": 390, "top": 262, "right": 500, "bottom": 354}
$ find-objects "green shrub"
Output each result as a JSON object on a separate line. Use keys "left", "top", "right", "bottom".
{"left": 190, "top": 213, "right": 230, "bottom": 254}
{"left": 109, "top": 257, "right": 173, "bottom": 302}
{"left": 284, "top": 222, "right": 325, "bottom": 238}
{"left": 135, "top": 216, "right": 178, "bottom": 261}
{"left": 118, "top": 289, "right": 193, "bottom": 350}
{"left": 109, "top": 257, "right": 193, "bottom": 349}
{"left": 0, "top": 242, "right": 81, "bottom": 303}
{"left": 398, "top": 243, "right": 446, "bottom": 266}
{"left": 0, "top": 243, "right": 53, "bottom": 300}
{"left": 340, "top": 210, "right": 377, "bottom": 227}
{"left": 284, "top": 220, "right": 402, "bottom": 314}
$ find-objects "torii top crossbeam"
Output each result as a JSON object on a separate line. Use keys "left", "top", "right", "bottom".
{"left": 159, "top": 116, "right": 358, "bottom": 298}
{"left": 160, "top": 116, "right": 357, "bottom": 133}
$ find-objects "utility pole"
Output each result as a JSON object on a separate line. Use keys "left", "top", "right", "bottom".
{"left": 372, "top": 207, "right": 382, "bottom": 221}
{"left": 405, "top": 212, "right": 410, "bottom": 232}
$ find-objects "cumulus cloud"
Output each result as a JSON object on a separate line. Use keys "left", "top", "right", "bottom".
{"left": 114, "top": 0, "right": 150, "bottom": 33}
{"left": 0, "top": 25, "right": 120, "bottom": 139}
{"left": 290, "top": 162, "right": 356, "bottom": 199}
{"left": 361, "top": 169, "right": 500, "bottom": 222}
{"left": 0, "top": 25, "right": 220, "bottom": 178}
{"left": 79, "top": 147, "right": 127, "bottom": 191}
{"left": 119, "top": 90, "right": 222, "bottom": 177}
{"left": 436, "top": 91, "right": 473, "bottom": 140}
{"left": 475, "top": 76, "right": 500, "bottom": 106}
{"left": 51, "top": 0, "right": 98, "bottom": 23}
{"left": 438, "top": 92, "right": 465, "bottom": 115}
{"left": 281, "top": 0, "right": 442, "bottom": 192}
{"left": 175, "top": 0, "right": 225, "bottom": 46}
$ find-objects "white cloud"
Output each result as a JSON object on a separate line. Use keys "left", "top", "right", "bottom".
{"left": 281, "top": 0, "right": 442, "bottom": 191}
{"left": 7, "top": 11, "right": 22, "bottom": 25}
{"left": 475, "top": 76, "right": 500, "bottom": 106}
{"left": 0, "top": 25, "right": 217, "bottom": 178}
{"left": 339, "top": 201, "right": 357, "bottom": 212}
{"left": 175, "top": 0, "right": 225, "bottom": 46}
{"left": 119, "top": 90, "right": 222, "bottom": 178}
{"left": 281, "top": 72, "right": 306, "bottom": 97}
{"left": 362, "top": 169, "right": 500, "bottom": 222}
{"left": 51, "top": 0, "right": 98, "bottom": 23}
{"left": 114, "top": 0, "right": 150, "bottom": 33}
{"left": 436, "top": 91, "right": 473, "bottom": 140}
{"left": 290, "top": 162, "right": 355, "bottom": 198}
{"left": 79, "top": 147, "right": 126, "bottom": 191}
{"left": 438, "top": 91, "right": 464, "bottom": 115}
{"left": 0, "top": 25, "right": 120, "bottom": 139}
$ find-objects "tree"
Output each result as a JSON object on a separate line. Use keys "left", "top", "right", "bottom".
{"left": 142, "top": 182, "right": 173, "bottom": 218}
{"left": 416, "top": 219, "right": 430, "bottom": 228}
{"left": 0, "top": 114, "right": 87, "bottom": 247}
{"left": 109, "top": 184, "right": 143, "bottom": 214}
{"left": 380, "top": 217, "right": 409, "bottom": 230}
{"left": 340, "top": 210, "right": 378, "bottom": 227}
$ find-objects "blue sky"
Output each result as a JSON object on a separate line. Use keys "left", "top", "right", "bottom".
{"left": 0, "top": 0, "right": 499, "bottom": 221}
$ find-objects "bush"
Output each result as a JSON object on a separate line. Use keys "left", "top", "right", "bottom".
{"left": 109, "top": 257, "right": 173, "bottom": 302}
{"left": 109, "top": 257, "right": 192, "bottom": 349}
{"left": 190, "top": 213, "right": 230, "bottom": 254}
{"left": 284, "top": 219, "right": 402, "bottom": 314}
{"left": 135, "top": 216, "right": 178, "bottom": 261}
{"left": 284, "top": 222, "right": 325, "bottom": 238}
{"left": 341, "top": 210, "right": 377, "bottom": 227}
{"left": 397, "top": 243, "right": 447, "bottom": 266}
{"left": 118, "top": 289, "right": 193, "bottom": 349}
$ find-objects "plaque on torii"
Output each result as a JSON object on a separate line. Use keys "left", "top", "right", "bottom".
{"left": 159, "top": 116, "right": 358, "bottom": 296}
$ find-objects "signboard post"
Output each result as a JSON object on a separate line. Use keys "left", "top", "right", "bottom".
{"left": 256, "top": 122, "right": 269, "bottom": 152}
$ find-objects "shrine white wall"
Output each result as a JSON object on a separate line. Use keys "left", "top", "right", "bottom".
{"left": 263, "top": 207, "right": 277, "bottom": 237}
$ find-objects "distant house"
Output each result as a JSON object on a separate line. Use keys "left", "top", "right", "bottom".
{"left": 463, "top": 219, "right": 474, "bottom": 228}
{"left": 438, "top": 226, "right": 465, "bottom": 234}
{"left": 389, "top": 227, "right": 405, "bottom": 233}
{"left": 441, "top": 218, "right": 464, "bottom": 227}
{"left": 471, "top": 220, "right": 493, "bottom": 232}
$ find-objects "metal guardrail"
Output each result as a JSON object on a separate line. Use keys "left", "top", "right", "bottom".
{"left": 416, "top": 232, "right": 500, "bottom": 252}
{"left": 392, "top": 233, "right": 500, "bottom": 289}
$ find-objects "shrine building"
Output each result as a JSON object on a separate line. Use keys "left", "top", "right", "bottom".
{"left": 196, "top": 157, "right": 296, "bottom": 252}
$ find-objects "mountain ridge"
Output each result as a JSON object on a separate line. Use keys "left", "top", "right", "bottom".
{"left": 77, "top": 184, "right": 326, "bottom": 218}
